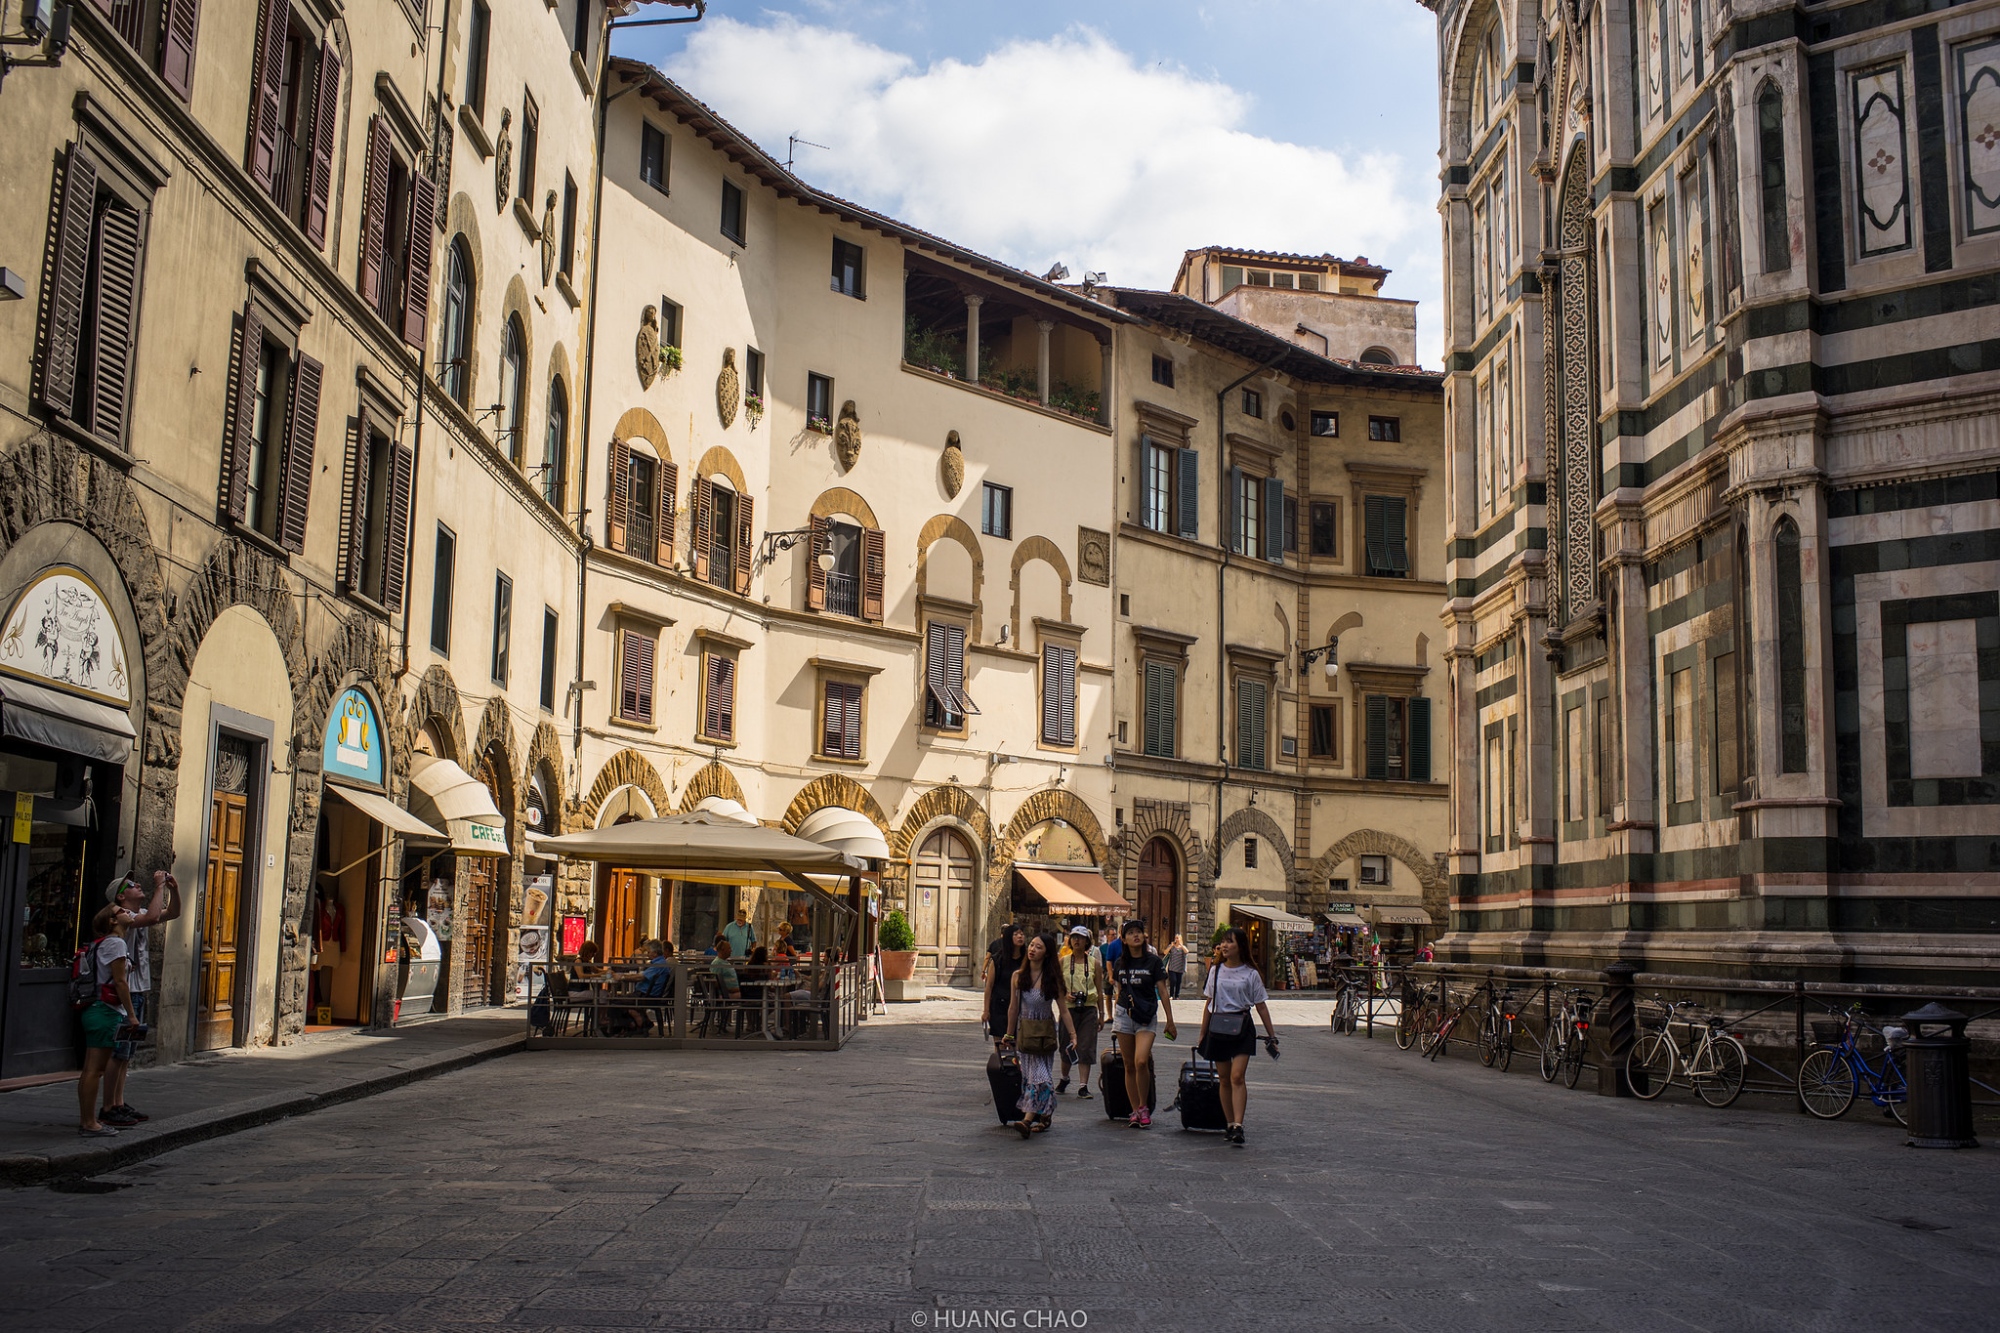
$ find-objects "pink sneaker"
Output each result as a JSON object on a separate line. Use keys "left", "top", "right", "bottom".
{"left": 1126, "top": 1109, "right": 1142, "bottom": 1128}
{"left": 1137, "top": 1107, "right": 1152, "bottom": 1128}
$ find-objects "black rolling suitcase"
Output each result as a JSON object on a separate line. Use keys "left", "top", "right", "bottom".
{"left": 1177, "top": 1055, "right": 1227, "bottom": 1132}
{"left": 987, "top": 1049, "right": 1024, "bottom": 1124}
{"left": 1098, "top": 1036, "right": 1157, "bottom": 1120}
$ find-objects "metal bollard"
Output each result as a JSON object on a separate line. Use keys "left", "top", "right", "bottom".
{"left": 1901, "top": 1003, "right": 1979, "bottom": 1149}
{"left": 1597, "top": 960, "right": 1639, "bottom": 1097}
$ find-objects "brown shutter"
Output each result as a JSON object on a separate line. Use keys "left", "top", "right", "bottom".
{"left": 383, "top": 442, "right": 414, "bottom": 610}
{"left": 304, "top": 36, "right": 340, "bottom": 247}
{"left": 862, "top": 526, "right": 885, "bottom": 623}
{"left": 344, "top": 410, "right": 372, "bottom": 589}
{"left": 280, "top": 353, "right": 321, "bottom": 553}
{"left": 88, "top": 201, "right": 142, "bottom": 446}
{"left": 806, "top": 514, "right": 829, "bottom": 611}
{"left": 358, "top": 115, "right": 391, "bottom": 308}
{"left": 655, "top": 460, "right": 677, "bottom": 567}
{"left": 226, "top": 301, "right": 264, "bottom": 522}
{"left": 733, "top": 493, "right": 754, "bottom": 595}
{"left": 1060, "top": 647, "right": 1077, "bottom": 746}
{"left": 159, "top": 0, "right": 202, "bottom": 100}
{"left": 401, "top": 171, "right": 437, "bottom": 347}
{"left": 249, "top": 0, "right": 288, "bottom": 190}
{"left": 1041, "top": 646, "right": 1060, "bottom": 745}
{"left": 604, "top": 437, "right": 630, "bottom": 552}
{"left": 690, "top": 477, "right": 712, "bottom": 581}
{"left": 41, "top": 148, "right": 99, "bottom": 420}
{"left": 621, "top": 631, "right": 654, "bottom": 722}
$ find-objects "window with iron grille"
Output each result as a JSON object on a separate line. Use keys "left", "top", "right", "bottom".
{"left": 1244, "top": 835, "right": 1259, "bottom": 868}
{"left": 825, "top": 521, "right": 861, "bottom": 617}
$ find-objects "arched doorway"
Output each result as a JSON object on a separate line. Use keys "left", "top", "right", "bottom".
{"left": 910, "top": 829, "right": 974, "bottom": 983}
{"left": 1135, "top": 838, "right": 1179, "bottom": 939}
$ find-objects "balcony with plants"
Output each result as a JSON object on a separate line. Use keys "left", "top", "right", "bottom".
{"left": 902, "top": 263, "right": 1107, "bottom": 429}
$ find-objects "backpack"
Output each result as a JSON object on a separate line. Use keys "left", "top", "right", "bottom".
{"left": 69, "top": 936, "right": 108, "bottom": 1011}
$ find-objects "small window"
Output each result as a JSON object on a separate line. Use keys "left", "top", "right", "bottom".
{"left": 1359, "top": 346, "right": 1398, "bottom": 366}
{"left": 1242, "top": 388, "right": 1263, "bottom": 418}
{"left": 745, "top": 347, "right": 764, "bottom": 398}
{"left": 539, "top": 607, "right": 559, "bottom": 712}
{"left": 1151, "top": 355, "right": 1175, "bottom": 387}
{"left": 559, "top": 174, "right": 579, "bottom": 279}
{"left": 466, "top": 1, "right": 491, "bottom": 119}
{"left": 982, "top": 482, "right": 1013, "bottom": 539}
{"left": 1248, "top": 270, "right": 1271, "bottom": 287}
{"left": 1271, "top": 272, "right": 1295, "bottom": 289}
{"left": 1363, "top": 495, "right": 1410, "bottom": 578}
{"left": 1309, "top": 501, "right": 1339, "bottom": 557}
{"left": 639, "top": 122, "right": 669, "bottom": 193}
{"left": 806, "top": 373, "right": 832, "bottom": 430}
{"left": 1299, "top": 273, "right": 1321, "bottom": 291}
{"left": 1309, "top": 703, "right": 1337, "bottom": 759}
{"left": 1310, "top": 410, "right": 1338, "bottom": 437}
{"left": 1244, "top": 835, "right": 1259, "bottom": 868}
{"left": 701, "top": 652, "right": 736, "bottom": 742}
{"left": 720, "top": 178, "right": 745, "bottom": 244}
{"left": 617, "top": 629, "right": 654, "bottom": 724}
{"left": 658, "top": 298, "right": 682, "bottom": 350}
{"left": 924, "top": 621, "right": 978, "bottom": 730}
{"left": 1359, "top": 854, "right": 1389, "bottom": 885}
{"left": 1219, "top": 264, "right": 1243, "bottom": 293}
{"left": 490, "top": 572, "right": 512, "bottom": 686}
{"left": 823, "top": 679, "right": 863, "bottom": 760}
{"left": 1368, "top": 415, "right": 1401, "bottom": 442}
{"left": 831, "top": 237, "right": 865, "bottom": 298}
{"left": 1234, "top": 471, "right": 1261, "bottom": 556}
{"left": 572, "top": 0, "right": 593, "bottom": 55}
{"left": 430, "top": 525, "right": 455, "bottom": 656}
{"left": 518, "top": 94, "right": 539, "bottom": 204}
{"left": 1283, "top": 494, "right": 1298, "bottom": 554}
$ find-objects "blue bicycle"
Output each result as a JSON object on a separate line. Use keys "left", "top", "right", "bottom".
{"left": 1795, "top": 1006, "right": 1909, "bottom": 1125}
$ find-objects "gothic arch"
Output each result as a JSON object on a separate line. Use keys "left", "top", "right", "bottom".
{"left": 499, "top": 275, "right": 535, "bottom": 457}
{"left": 679, "top": 758, "right": 747, "bottom": 813}
{"left": 915, "top": 513, "right": 985, "bottom": 637}
{"left": 408, "top": 664, "right": 469, "bottom": 764}
{"left": 579, "top": 748, "right": 671, "bottom": 827}
{"left": 1546, "top": 136, "right": 1600, "bottom": 628}
{"left": 1307, "top": 828, "right": 1448, "bottom": 906}
{"left": 1443, "top": 0, "right": 1509, "bottom": 160}
{"left": 779, "top": 773, "right": 891, "bottom": 836}
{"left": 1210, "top": 806, "right": 1296, "bottom": 883}
{"left": 809, "top": 486, "right": 880, "bottom": 531}
{"left": 694, "top": 444, "right": 747, "bottom": 493}
{"left": 613, "top": 406, "right": 672, "bottom": 462}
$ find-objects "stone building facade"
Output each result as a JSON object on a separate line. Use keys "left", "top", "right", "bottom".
{"left": 1424, "top": 0, "right": 2000, "bottom": 982}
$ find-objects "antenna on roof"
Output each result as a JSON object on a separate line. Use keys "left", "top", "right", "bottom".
{"left": 786, "top": 134, "right": 829, "bottom": 171}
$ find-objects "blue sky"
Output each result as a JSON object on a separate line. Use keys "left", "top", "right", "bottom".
{"left": 614, "top": 1, "right": 1446, "bottom": 362}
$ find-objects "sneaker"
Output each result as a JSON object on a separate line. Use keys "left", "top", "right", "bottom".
{"left": 112, "top": 1104, "right": 150, "bottom": 1122}
{"left": 1055, "top": 1077, "right": 1070, "bottom": 1094}
{"left": 1127, "top": 1110, "right": 1142, "bottom": 1128}
{"left": 1137, "top": 1108, "right": 1152, "bottom": 1128}
{"left": 78, "top": 1125, "right": 119, "bottom": 1138}
{"left": 100, "top": 1107, "right": 141, "bottom": 1126}
{"left": 1077, "top": 1086, "right": 1093, "bottom": 1099}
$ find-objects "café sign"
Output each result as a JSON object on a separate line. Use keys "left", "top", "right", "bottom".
{"left": 322, "top": 687, "right": 385, "bottom": 786}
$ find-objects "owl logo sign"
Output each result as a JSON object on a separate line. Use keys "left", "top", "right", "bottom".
{"left": 321, "top": 688, "right": 386, "bottom": 786}
{"left": 0, "top": 568, "right": 132, "bottom": 707}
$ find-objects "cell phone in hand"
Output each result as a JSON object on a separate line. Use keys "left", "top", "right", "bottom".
{"left": 117, "top": 1023, "right": 149, "bottom": 1041}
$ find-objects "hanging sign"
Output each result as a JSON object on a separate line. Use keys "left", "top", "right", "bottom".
{"left": 11, "top": 792, "right": 30, "bottom": 844}
{"left": 321, "top": 688, "right": 385, "bottom": 786}
{"left": 0, "top": 567, "right": 132, "bottom": 706}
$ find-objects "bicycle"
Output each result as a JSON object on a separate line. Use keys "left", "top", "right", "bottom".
{"left": 1395, "top": 980, "right": 1437, "bottom": 1051}
{"left": 1796, "top": 1006, "right": 1909, "bottom": 1125}
{"left": 1478, "top": 987, "right": 1520, "bottom": 1071}
{"left": 1330, "top": 971, "right": 1362, "bottom": 1035}
{"left": 1539, "top": 987, "right": 1593, "bottom": 1088}
{"left": 1626, "top": 999, "right": 1747, "bottom": 1107}
{"left": 1422, "top": 984, "right": 1481, "bottom": 1061}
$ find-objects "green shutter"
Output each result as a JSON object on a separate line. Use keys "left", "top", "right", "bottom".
{"left": 1262, "top": 476, "right": 1285, "bottom": 563}
{"left": 1386, "top": 496, "right": 1410, "bottom": 573}
{"left": 1408, "top": 696, "right": 1431, "bottom": 782}
{"left": 1365, "top": 496, "right": 1388, "bottom": 574}
{"left": 1137, "top": 433, "right": 1154, "bottom": 529}
{"left": 1177, "top": 448, "right": 1201, "bottom": 540}
{"left": 1366, "top": 695, "right": 1388, "bottom": 779}
{"left": 1227, "top": 466, "right": 1244, "bottom": 553}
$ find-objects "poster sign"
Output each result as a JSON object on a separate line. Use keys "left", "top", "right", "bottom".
{"left": 517, "top": 926, "right": 550, "bottom": 962}
{"left": 560, "top": 914, "right": 588, "bottom": 957}
{"left": 0, "top": 566, "right": 132, "bottom": 706}
{"left": 321, "top": 688, "right": 385, "bottom": 786}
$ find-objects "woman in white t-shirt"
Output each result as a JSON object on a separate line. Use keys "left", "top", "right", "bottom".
{"left": 1197, "top": 927, "right": 1278, "bottom": 1146}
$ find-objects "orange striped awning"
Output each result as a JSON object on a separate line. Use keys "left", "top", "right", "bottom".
{"left": 1013, "top": 867, "right": 1127, "bottom": 914}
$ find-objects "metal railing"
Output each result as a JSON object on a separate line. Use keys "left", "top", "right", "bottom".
{"left": 525, "top": 958, "right": 862, "bottom": 1051}
{"left": 824, "top": 571, "right": 860, "bottom": 617}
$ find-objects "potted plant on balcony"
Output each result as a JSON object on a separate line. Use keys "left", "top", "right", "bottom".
{"left": 878, "top": 908, "right": 919, "bottom": 982}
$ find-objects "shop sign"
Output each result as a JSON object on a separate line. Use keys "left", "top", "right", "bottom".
{"left": 560, "top": 914, "right": 588, "bottom": 957}
{"left": 0, "top": 567, "right": 132, "bottom": 706}
{"left": 463, "top": 819, "right": 508, "bottom": 853}
{"left": 517, "top": 925, "right": 550, "bottom": 962}
{"left": 322, "top": 688, "right": 384, "bottom": 786}
{"left": 1327, "top": 903, "right": 1355, "bottom": 914}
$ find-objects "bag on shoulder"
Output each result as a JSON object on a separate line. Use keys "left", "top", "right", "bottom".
{"left": 69, "top": 937, "right": 107, "bottom": 1011}
{"left": 1017, "top": 1017, "right": 1058, "bottom": 1056}
{"left": 1207, "top": 1010, "right": 1249, "bottom": 1039}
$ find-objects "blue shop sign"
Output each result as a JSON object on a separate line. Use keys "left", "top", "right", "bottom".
{"left": 322, "top": 688, "right": 385, "bottom": 786}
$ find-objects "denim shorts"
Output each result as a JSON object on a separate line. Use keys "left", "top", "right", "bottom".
{"left": 1111, "top": 1008, "right": 1161, "bottom": 1036}
{"left": 114, "top": 992, "right": 147, "bottom": 1061}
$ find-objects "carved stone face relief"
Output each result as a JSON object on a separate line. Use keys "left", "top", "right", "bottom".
{"left": 833, "top": 400, "right": 862, "bottom": 470}
{"left": 1078, "top": 526, "right": 1110, "bottom": 586}
{"left": 539, "top": 190, "right": 557, "bottom": 285}
{"left": 636, "top": 305, "right": 661, "bottom": 390}
{"left": 717, "top": 347, "right": 740, "bottom": 429}
{"left": 940, "top": 430, "right": 964, "bottom": 498}
{"left": 493, "top": 108, "right": 513, "bottom": 212}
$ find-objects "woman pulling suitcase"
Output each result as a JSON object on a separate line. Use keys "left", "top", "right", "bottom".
{"left": 1197, "top": 927, "right": 1279, "bottom": 1145}
{"left": 1004, "top": 932, "right": 1079, "bottom": 1138}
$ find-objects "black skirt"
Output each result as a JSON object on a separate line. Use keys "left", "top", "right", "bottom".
{"left": 1200, "top": 1018, "right": 1259, "bottom": 1062}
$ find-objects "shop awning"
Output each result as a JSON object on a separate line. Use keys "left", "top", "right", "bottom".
{"left": 1366, "top": 904, "right": 1435, "bottom": 926}
{"left": 407, "top": 755, "right": 508, "bottom": 858}
{"left": 1231, "top": 903, "right": 1316, "bottom": 934}
{"left": 1013, "top": 866, "right": 1127, "bottom": 915}
{"left": 690, "top": 794, "right": 759, "bottom": 826}
{"left": 795, "top": 806, "right": 891, "bottom": 861}
{"left": 0, "top": 675, "right": 135, "bottom": 766}
{"left": 1323, "top": 909, "right": 1367, "bottom": 928}
{"left": 534, "top": 810, "right": 861, "bottom": 875}
{"left": 325, "top": 781, "right": 446, "bottom": 840}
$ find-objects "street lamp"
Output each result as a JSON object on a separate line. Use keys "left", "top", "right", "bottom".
{"left": 1301, "top": 637, "right": 1338, "bottom": 684}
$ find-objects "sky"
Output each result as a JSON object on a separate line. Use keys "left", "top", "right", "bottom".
{"left": 613, "top": 1, "right": 1446, "bottom": 364}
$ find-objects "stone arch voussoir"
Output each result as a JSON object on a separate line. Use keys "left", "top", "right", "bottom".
{"left": 580, "top": 749, "right": 672, "bottom": 828}
{"left": 1210, "top": 805, "right": 1296, "bottom": 884}
{"left": 780, "top": 773, "right": 890, "bottom": 835}
{"left": 679, "top": 759, "right": 747, "bottom": 814}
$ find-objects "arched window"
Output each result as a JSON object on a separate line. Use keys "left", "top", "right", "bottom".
{"left": 1774, "top": 517, "right": 1807, "bottom": 772}
{"left": 1757, "top": 83, "right": 1790, "bottom": 274}
{"left": 440, "top": 238, "right": 472, "bottom": 406}
{"left": 1359, "top": 346, "right": 1397, "bottom": 366}
{"left": 542, "top": 376, "right": 567, "bottom": 510}
{"left": 498, "top": 314, "right": 525, "bottom": 465}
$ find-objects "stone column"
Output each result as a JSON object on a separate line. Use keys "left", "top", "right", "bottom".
{"left": 1036, "top": 320, "right": 1055, "bottom": 405}
{"left": 1605, "top": 489, "right": 1655, "bottom": 854}
{"left": 964, "top": 295, "right": 983, "bottom": 383}
{"left": 1099, "top": 340, "right": 1113, "bottom": 427}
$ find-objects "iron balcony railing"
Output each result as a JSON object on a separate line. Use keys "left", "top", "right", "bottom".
{"left": 824, "top": 571, "right": 860, "bottom": 617}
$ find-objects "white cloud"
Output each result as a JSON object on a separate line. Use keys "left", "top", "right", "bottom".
{"left": 661, "top": 17, "right": 1441, "bottom": 363}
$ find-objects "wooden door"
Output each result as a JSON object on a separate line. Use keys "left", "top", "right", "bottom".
{"left": 198, "top": 790, "right": 249, "bottom": 1051}
{"left": 602, "top": 869, "right": 641, "bottom": 961}
{"left": 1136, "top": 838, "right": 1178, "bottom": 938}
{"left": 914, "top": 830, "right": 974, "bottom": 982}
{"left": 461, "top": 856, "right": 498, "bottom": 1009}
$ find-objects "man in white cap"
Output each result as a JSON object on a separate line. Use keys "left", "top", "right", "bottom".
{"left": 99, "top": 869, "right": 182, "bottom": 1126}
{"left": 1056, "top": 924, "right": 1107, "bottom": 1098}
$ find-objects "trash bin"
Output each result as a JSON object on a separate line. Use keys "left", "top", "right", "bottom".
{"left": 1901, "top": 1002, "right": 1978, "bottom": 1150}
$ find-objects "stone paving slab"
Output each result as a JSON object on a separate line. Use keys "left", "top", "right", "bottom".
{"left": 0, "top": 1013, "right": 523, "bottom": 1186}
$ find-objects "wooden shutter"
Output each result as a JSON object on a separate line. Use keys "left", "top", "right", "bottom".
{"left": 946, "top": 624, "right": 975, "bottom": 715}
{"left": 705, "top": 654, "right": 734, "bottom": 740}
{"left": 41, "top": 147, "right": 99, "bottom": 420}
{"left": 733, "top": 493, "right": 754, "bottom": 595}
{"left": 1364, "top": 496, "right": 1388, "bottom": 573}
{"left": 1262, "top": 476, "right": 1285, "bottom": 562}
{"left": 226, "top": 301, "right": 264, "bottom": 522}
{"left": 1366, "top": 695, "right": 1387, "bottom": 779}
{"left": 806, "top": 514, "right": 829, "bottom": 610}
{"left": 605, "top": 437, "right": 630, "bottom": 552}
{"left": 344, "top": 410, "right": 372, "bottom": 589}
{"left": 862, "top": 526, "right": 885, "bottom": 622}
{"left": 841, "top": 683, "right": 862, "bottom": 757}
{"left": 1408, "top": 696, "right": 1432, "bottom": 782}
{"left": 1136, "top": 433, "right": 1154, "bottom": 528}
{"left": 1144, "top": 660, "right": 1176, "bottom": 758}
{"left": 1282, "top": 494, "right": 1298, "bottom": 554}
{"left": 383, "top": 443, "right": 414, "bottom": 609}
{"left": 401, "top": 171, "right": 437, "bottom": 346}
{"left": 1385, "top": 496, "right": 1410, "bottom": 573}
{"left": 1226, "top": 465, "right": 1244, "bottom": 553}
{"left": 358, "top": 115, "right": 391, "bottom": 309}
{"left": 89, "top": 201, "right": 142, "bottom": 445}
{"left": 655, "top": 460, "right": 678, "bottom": 566}
{"left": 159, "top": 0, "right": 202, "bottom": 100}
{"left": 1042, "top": 647, "right": 1061, "bottom": 745}
{"left": 1176, "top": 447, "right": 1201, "bottom": 540}
{"left": 304, "top": 37, "right": 340, "bottom": 246}
{"left": 1236, "top": 682, "right": 1252, "bottom": 768}
{"left": 924, "top": 622, "right": 948, "bottom": 722}
{"left": 620, "top": 631, "right": 654, "bottom": 722}
{"left": 249, "top": 0, "right": 288, "bottom": 190}
{"left": 690, "top": 477, "right": 712, "bottom": 580}
{"left": 279, "top": 353, "right": 321, "bottom": 553}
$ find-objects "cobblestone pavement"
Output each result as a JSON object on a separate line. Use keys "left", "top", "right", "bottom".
{"left": 2, "top": 998, "right": 1995, "bottom": 1332}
